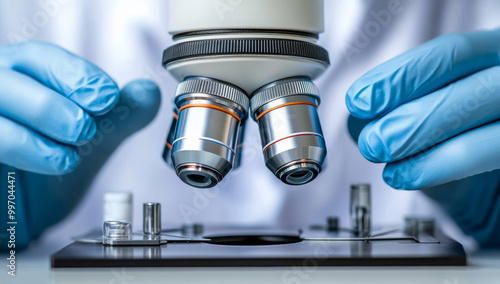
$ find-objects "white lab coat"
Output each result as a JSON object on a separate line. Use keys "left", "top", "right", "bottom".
{"left": 1, "top": 0, "right": 499, "bottom": 252}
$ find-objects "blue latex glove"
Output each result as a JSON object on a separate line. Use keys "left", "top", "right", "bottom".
{"left": 346, "top": 29, "right": 500, "bottom": 246}
{"left": 0, "top": 41, "right": 161, "bottom": 250}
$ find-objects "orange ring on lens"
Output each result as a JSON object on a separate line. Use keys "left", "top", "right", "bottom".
{"left": 263, "top": 133, "right": 318, "bottom": 152}
{"left": 166, "top": 141, "right": 172, "bottom": 149}
{"left": 255, "top": 101, "right": 317, "bottom": 121}
{"left": 179, "top": 104, "right": 241, "bottom": 122}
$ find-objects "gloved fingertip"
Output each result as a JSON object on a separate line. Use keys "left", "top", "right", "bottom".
{"left": 382, "top": 165, "right": 402, "bottom": 189}
{"left": 50, "top": 147, "right": 80, "bottom": 175}
{"left": 72, "top": 78, "right": 120, "bottom": 115}
{"left": 60, "top": 109, "right": 97, "bottom": 145}
{"left": 346, "top": 81, "right": 377, "bottom": 119}
{"left": 76, "top": 116, "right": 97, "bottom": 144}
{"left": 100, "top": 79, "right": 161, "bottom": 134}
{"left": 357, "top": 127, "right": 387, "bottom": 163}
{"left": 93, "top": 82, "right": 121, "bottom": 114}
{"left": 120, "top": 79, "right": 162, "bottom": 116}
{"left": 383, "top": 163, "right": 421, "bottom": 190}
{"left": 122, "top": 79, "right": 161, "bottom": 106}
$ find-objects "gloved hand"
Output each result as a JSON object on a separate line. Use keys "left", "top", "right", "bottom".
{"left": 346, "top": 29, "right": 500, "bottom": 246}
{"left": 0, "top": 41, "right": 161, "bottom": 249}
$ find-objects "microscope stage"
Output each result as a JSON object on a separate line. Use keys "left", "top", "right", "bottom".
{"left": 51, "top": 225, "right": 466, "bottom": 268}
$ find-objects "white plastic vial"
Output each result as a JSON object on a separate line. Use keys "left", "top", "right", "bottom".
{"left": 103, "top": 192, "right": 133, "bottom": 224}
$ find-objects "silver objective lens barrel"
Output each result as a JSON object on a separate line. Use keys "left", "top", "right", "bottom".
{"left": 164, "top": 105, "right": 245, "bottom": 170}
{"left": 251, "top": 78, "right": 326, "bottom": 185}
{"left": 171, "top": 77, "right": 249, "bottom": 188}
{"left": 143, "top": 203, "right": 161, "bottom": 235}
{"left": 350, "top": 184, "right": 371, "bottom": 236}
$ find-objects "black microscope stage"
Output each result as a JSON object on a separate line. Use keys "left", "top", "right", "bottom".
{"left": 51, "top": 225, "right": 466, "bottom": 268}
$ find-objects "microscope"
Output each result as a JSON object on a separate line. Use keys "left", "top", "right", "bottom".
{"left": 162, "top": 0, "right": 329, "bottom": 187}
{"left": 51, "top": 0, "right": 466, "bottom": 268}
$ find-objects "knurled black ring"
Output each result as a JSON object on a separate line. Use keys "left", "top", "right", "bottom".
{"left": 162, "top": 38, "right": 330, "bottom": 67}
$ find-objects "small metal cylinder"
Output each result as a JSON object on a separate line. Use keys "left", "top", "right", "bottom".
{"left": 143, "top": 203, "right": 161, "bottom": 235}
{"left": 350, "top": 184, "right": 371, "bottom": 237}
